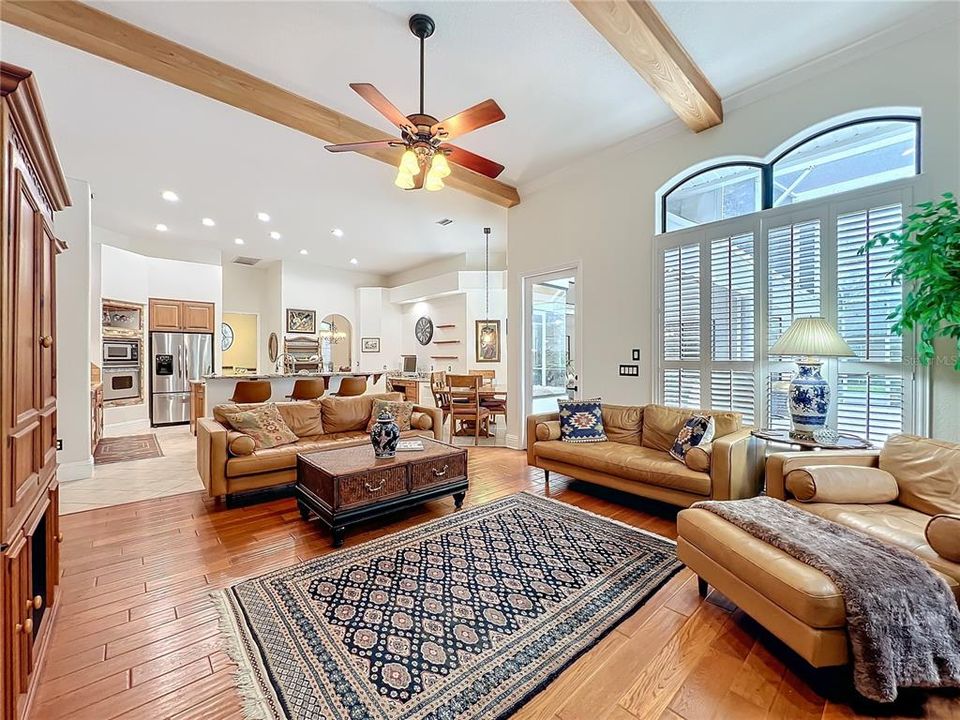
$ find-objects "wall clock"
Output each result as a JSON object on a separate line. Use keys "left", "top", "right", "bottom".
{"left": 221, "top": 322, "right": 234, "bottom": 351}
{"left": 415, "top": 316, "right": 434, "bottom": 345}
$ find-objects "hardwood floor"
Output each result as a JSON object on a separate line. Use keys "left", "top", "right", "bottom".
{"left": 33, "top": 447, "right": 957, "bottom": 719}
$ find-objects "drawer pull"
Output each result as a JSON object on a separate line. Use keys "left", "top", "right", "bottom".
{"left": 39, "top": 335, "right": 53, "bottom": 348}
{"left": 32, "top": 595, "right": 43, "bottom": 610}
{"left": 432, "top": 465, "right": 449, "bottom": 478}
{"left": 16, "top": 618, "right": 33, "bottom": 635}
{"left": 364, "top": 478, "right": 387, "bottom": 493}
{"left": 56, "top": 532, "right": 64, "bottom": 543}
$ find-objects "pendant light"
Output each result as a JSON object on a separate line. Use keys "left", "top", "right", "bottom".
{"left": 479, "top": 227, "right": 496, "bottom": 344}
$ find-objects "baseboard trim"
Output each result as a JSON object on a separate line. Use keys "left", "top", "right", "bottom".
{"left": 505, "top": 434, "right": 522, "bottom": 450}
{"left": 59, "top": 458, "right": 94, "bottom": 482}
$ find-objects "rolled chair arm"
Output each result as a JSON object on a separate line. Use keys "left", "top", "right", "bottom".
{"left": 526, "top": 412, "right": 560, "bottom": 466}
{"left": 710, "top": 429, "right": 764, "bottom": 500}
{"left": 197, "top": 417, "right": 229, "bottom": 498}
{"left": 412, "top": 404, "right": 443, "bottom": 440}
{"left": 766, "top": 449, "right": 880, "bottom": 500}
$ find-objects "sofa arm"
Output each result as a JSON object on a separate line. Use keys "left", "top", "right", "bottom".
{"left": 413, "top": 404, "right": 443, "bottom": 441}
{"left": 766, "top": 449, "right": 880, "bottom": 500}
{"left": 710, "top": 429, "right": 764, "bottom": 500}
{"left": 526, "top": 412, "right": 560, "bottom": 466}
{"left": 197, "top": 417, "right": 229, "bottom": 498}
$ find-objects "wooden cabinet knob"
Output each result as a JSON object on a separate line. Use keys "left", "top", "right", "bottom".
{"left": 32, "top": 595, "right": 43, "bottom": 610}
{"left": 39, "top": 335, "right": 53, "bottom": 348}
{"left": 56, "top": 532, "right": 64, "bottom": 543}
{"left": 16, "top": 618, "right": 33, "bottom": 635}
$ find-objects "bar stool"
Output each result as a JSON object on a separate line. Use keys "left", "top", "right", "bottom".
{"left": 286, "top": 378, "right": 325, "bottom": 401}
{"left": 230, "top": 380, "right": 272, "bottom": 404}
{"left": 335, "top": 377, "right": 367, "bottom": 397}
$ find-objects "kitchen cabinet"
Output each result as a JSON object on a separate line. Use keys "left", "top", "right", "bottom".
{"left": 189, "top": 381, "right": 205, "bottom": 435}
{"left": 91, "top": 383, "right": 103, "bottom": 453}
{"left": 149, "top": 298, "right": 215, "bottom": 333}
{"left": 1, "top": 62, "right": 68, "bottom": 720}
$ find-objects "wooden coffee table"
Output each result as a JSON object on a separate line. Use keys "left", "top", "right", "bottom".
{"left": 296, "top": 438, "right": 468, "bottom": 547}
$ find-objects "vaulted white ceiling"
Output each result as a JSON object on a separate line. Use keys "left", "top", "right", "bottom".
{"left": 0, "top": 1, "right": 941, "bottom": 274}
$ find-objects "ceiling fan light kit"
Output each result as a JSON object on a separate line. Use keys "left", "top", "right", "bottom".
{"left": 326, "top": 13, "right": 506, "bottom": 193}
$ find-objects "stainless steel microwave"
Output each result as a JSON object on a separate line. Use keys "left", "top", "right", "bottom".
{"left": 103, "top": 340, "right": 139, "bottom": 363}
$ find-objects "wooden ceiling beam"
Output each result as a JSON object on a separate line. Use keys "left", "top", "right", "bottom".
{"left": 2, "top": 0, "right": 520, "bottom": 208}
{"left": 571, "top": 0, "right": 722, "bottom": 132}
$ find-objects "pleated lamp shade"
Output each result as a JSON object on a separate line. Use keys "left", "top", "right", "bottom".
{"left": 769, "top": 317, "right": 856, "bottom": 358}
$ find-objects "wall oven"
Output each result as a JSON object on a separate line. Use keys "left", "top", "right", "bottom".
{"left": 103, "top": 339, "right": 139, "bottom": 363}
{"left": 103, "top": 365, "right": 141, "bottom": 402}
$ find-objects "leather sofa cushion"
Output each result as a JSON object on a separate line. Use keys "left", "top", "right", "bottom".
{"left": 685, "top": 443, "right": 711, "bottom": 473}
{"left": 926, "top": 514, "right": 960, "bottom": 562}
{"left": 410, "top": 411, "right": 433, "bottom": 431}
{"left": 536, "top": 421, "right": 561, "bottom": 441}
{"left": 678, "top": 508, "right": 846, "bottom": 628}
{"left": 225, "top": 428, "right": 429, "bottom": 478}
{"left": 602, "top": 404, "right": 643, "bottom": 446}
{"left": 641, "top": 404, "right": 742, "bottom": 453}
{"left": 215, "top": 400, "right": 324, "bottom": 438}
{"left": 786, "top": 466, "right": 899, "bottom": 504}
{"left": 789, "top": 500, "right": 960, "bottom": 590}
{"left": 535, "top": 441, "right": 711, "bottom": 495}
{"left": 321, "top": 392, "right": 402, "bottom": 433}
{"left": 880, "top": 434, "right": 960, "bottom": 516}
{"left": 227, "top": 431, "right": 256, "bottom": 457}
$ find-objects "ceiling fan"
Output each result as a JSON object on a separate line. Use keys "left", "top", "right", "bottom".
{"left": 324, "top": 14, "right": 506, "bottom": 192}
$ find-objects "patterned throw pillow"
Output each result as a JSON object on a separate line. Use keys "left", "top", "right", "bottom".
{"left": 558, "top": 398, "right": 607, "bottom": 443}
{"left": 669, "top": 415, "right": 716, "bottom": 463}
{"left": 366, "top": 399, "right": 415, "bottom": 433}
{"left": 222, "top": 403, "right": 298, "bottom": 450}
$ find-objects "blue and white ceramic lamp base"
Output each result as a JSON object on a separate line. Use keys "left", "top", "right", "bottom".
{"left": 788, "top": 359, "right": 830, "bottom": 439}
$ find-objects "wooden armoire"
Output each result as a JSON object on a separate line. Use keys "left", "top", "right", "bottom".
{"left": 1, "top": 63, "right": 70, "bottom": 720}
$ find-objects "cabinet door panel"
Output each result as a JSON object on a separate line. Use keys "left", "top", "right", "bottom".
{"left": 150, "top": 299, "right": 182, "bottom": 331}
{"left": 12, "top": 172, "right": 40, "bottom": 428}
{"left": 182, "top": 301, "right": 214, "bottom": 332}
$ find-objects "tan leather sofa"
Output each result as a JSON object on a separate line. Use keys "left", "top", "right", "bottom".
{"left": 677, "top": 434, "right": 960, "bottom": 668}
{"left": 197, "top": 392, "right": 442, "bottom": 502}
{"left": 526, "top": 403, "right": 763, "bottom": 507}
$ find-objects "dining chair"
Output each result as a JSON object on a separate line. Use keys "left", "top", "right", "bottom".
{"left": 286, "top": 378, "right": 325, "bottom": 401}
{"left": 447, "top": 374, "right": 490, "bottom": 445}
{"left": 469, "top": 369, "right": 496, "bottom": 385}
{"left": 230, "top": 380, "right": 272, "bottom": 404}
{"left": 336, "top": 376, "right": 367, "bottom": 397}
{"left": 470, "top": 369, "right": 505, "bottom": 424}
{"left": 430, "top": 371, "right": 452, "bottom": 424}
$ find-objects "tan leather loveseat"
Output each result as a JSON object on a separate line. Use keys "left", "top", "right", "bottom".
{"left": 677, "top": 434, "right": 960, "bottom": 668}
{"left": 197, "top": 392, "right": 442, "bottom": 502}
{"left": 526, "top": 403, "right": 763, "bottom": 507}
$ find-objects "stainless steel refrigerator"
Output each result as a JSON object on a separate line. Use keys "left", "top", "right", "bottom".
{"left": 151, "top": 332, "right": 213, "bottom": 425}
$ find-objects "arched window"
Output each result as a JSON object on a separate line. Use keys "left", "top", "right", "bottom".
{"left": 659, "top": 115, "right": 919, "bottom": 233}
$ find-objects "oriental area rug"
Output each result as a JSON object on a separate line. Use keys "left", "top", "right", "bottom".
{"left": 214, "top": 492, "right": 680, "bottom": 720}
{"left": 93, "top": 434, "right": 164, "bottom": 464}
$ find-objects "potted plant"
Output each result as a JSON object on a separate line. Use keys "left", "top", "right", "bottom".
{"left": 861, "top": 192, "right": 960, "bottom": 370}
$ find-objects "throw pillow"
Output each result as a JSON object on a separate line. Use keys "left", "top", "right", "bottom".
{"left": 221, "top": 403, "right": 298, "bottom": 450}
{"left": 226, "top": 431, "right": 256, "bottom": 457}
{"left": 684, "top": 442, "right": 712, "bottom": 472}
{"left": 786, "top": 466, "right": 899, "bottom": 504}
{"left": 558, "top": 398, "right": 607, "bottom": 443}
{"left": 669, "top": 415, "right": 715, "bottom": 462}
{"left": 366, "top": 399, "right": 415, "bottom": 433}
{"left": 926, "top": 514, "right": 960, "bottom": 562}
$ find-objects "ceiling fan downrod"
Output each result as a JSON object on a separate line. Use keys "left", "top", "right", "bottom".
{"left": 408, "top": 14, "right": 435, "bottom": 117}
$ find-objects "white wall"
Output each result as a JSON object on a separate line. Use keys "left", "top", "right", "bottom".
{"left": 507, "top": 18, "right": 960, "bottom": 444}
{"left": 99, "top": 240, "right": 222, "bottom": 427}
{"left": 56, "top": 178, "right": 93, "bottom": 480}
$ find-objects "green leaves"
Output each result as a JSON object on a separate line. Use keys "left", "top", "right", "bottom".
{"left": 859, "top": 193, "right": 960, "bottom": 371}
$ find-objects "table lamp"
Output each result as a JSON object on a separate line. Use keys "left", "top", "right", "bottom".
{"left": 769, "top": 317, "right": 856, "bottom": 439}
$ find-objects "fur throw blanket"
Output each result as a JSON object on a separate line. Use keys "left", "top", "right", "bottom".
{"left": 692, "top": 496, "right": 960, "bottom": 702}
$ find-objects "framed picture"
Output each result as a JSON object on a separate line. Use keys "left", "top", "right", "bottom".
{"left": 361, "top": 337, "right": 381, "bottom": 353}
{"left": 475, "top": 320, "right": 501, "bottom": 363}
{"left": 286, "top": 308, "right": 316, "bottom": 334}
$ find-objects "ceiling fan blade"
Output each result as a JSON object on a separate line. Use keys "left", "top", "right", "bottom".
{"left": 430, "top": 99, "right": 505, "bottom": 141}
{"left": 442, "top": 144, "right": 505, "bottom": 179}
{"left": 324, "top": 139, "right": 398, "bottom": 153}
{"left": 350, "top": 83, "right": 417, "bottom": 135}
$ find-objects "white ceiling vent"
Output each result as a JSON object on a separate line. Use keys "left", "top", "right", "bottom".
{"left": 233, "top": 256, "right": 262, "bottom": 266}
{"left": 435, "top": 218, "right": 454, "bottom": 226}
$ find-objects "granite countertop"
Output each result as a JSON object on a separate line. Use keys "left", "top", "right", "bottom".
{"left": 202, "top": 371, "right": 387, "bottom": 381}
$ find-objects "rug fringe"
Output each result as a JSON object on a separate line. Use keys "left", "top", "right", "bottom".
{"left": 210, "top": 590, "right": 280, "bottom": 720}
{"left": 523, "top": 491, "right": 678, "bottom": 545}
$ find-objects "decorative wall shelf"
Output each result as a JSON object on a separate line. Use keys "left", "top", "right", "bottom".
{"left": 430, "top": 355, "right": 459, "bottom": 359}
{"left": 435, "top": 324, "right": 457, "bottom": 329}
{"left": 433, "top": 340, "right": 461, "bottom": 344}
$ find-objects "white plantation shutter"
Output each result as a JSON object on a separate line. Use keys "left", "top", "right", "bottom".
{"left": 663, "top": 368, "right": 701, "bottom": 408}
{"left": 836, "top": 373, "right": 904, "bottom": 442}
{"left": 710, "top": 370, "right": 755, "bottom": 423}
{"left": 662, "top": 244, "right": 700, "bottom": 361}
{"left": 768, "top": 220, "right": 821, "bottom": 351}
{"left": 711, "top": 234, "right": 755, "bottom": 361}
{"left": 766, "top": 371, "right": 794, "bottom": 430}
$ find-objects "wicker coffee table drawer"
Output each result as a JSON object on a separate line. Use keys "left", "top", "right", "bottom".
{"left": 339, "top": 466, "right": 407, "bottom": 509}
{"left": 410, "top": 452, "right": 467, "bottom": 490}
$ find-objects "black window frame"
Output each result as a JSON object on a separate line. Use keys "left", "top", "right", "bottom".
{"left": 660, "top": 115, "right": 921, "bottom": 234}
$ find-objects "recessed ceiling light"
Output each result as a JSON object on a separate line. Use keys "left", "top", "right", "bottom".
{"left": 349, "top": 258, "right": 358, "bottom": 265}
{"left": 331, "top": 228, "right": 344, "bottom": 238}
{"left": 155, "top": 223, "right": 168, "bottom": 232}
{"left": 234, "top": 237, "right": 245, "bottom": 245}
{"left": 161, "top": 190, "right": 179, "bottom": 202}
{"left": 201, "top": 217, "right": 216, "bottom": 227}
{"left": 257, "top": 212, "right": 270, "bottom": 222}
{"left": 299, "top": 249, "right": 308, "bottom": 255}
{"left": 270, "top": 231, "right": 281, "bottom": 240}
